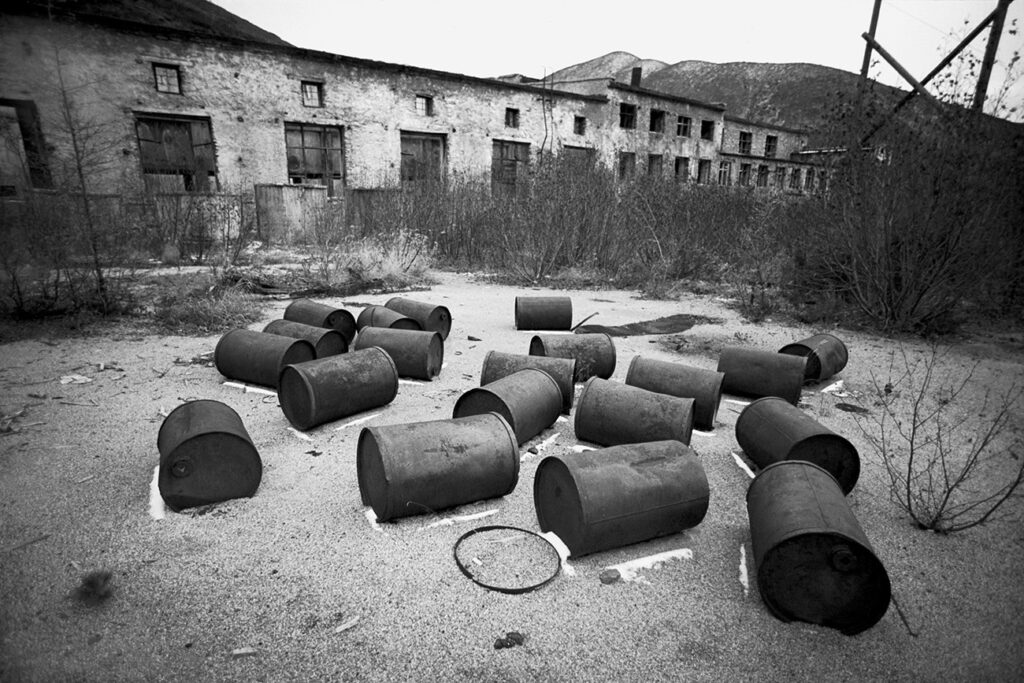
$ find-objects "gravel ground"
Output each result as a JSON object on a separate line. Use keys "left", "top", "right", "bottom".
{"left": 1, "top": 270, "right": 1023, "bottom": 682}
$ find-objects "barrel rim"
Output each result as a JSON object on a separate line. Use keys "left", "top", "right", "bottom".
{"left": 745, "top": 459, "right": 842, "bottom": 502}
{"left": 157, "top": 398, "right": 250, "bottom": 455}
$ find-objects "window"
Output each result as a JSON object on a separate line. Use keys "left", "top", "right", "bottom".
{"left": 717, "top": 161, "right": 732, "bottom": 186}
{"left": 135, "top": 114, "right": 217, "bottom": 192}
{"left": 285, "top": 122, "right": 344, "bottom": 196}
{"left": 618, "top": 151, "right": 636, "bottom": 178}
{"left": 647, "top": 154, "right": 663, "bottom": 176}
{"left": 805, "top": 168, "right": 816, "bottom": 191}
{"left": 773, "top": 166, "right": 786, "bottom": 188}
{"left": 675, "top": 156, "right": 690, "bottom": 181}
{"left": 738, "top": 163, "right": 752, "bottom": 186}
{"left": 757, "top": 165, "right": 770, "bottom": 187}
{"left": 504, "top": 107, "right": 520, "bottom": 128}
{"left": 696, "top": 159, "right": 711, "bottom": 184}
{"left": 700, "top": 120, "right": 715, "bottom": 141}
{"left": 738, "top": 131, "right": 753, "bottom": 155}
{"left": 676, "top": 116, "right": 691, "bottom": 137}
{"left": 401, "top": 132, "right": 446, "bottom": 184}
{"left": 562, "top": 145, "right": 596, "bottom": 168}
{"left": 619, "top": 103, "right": 637, "bottom": 129}
{"left": 0, "top": 98, "right": 53, "bottom": 188}
{"left": 789, "top": 168, "right": 802, "bottom": 190}
{"left": 649, "top": 109, "right": 665, "bottom": 133}
{"left": 153, "top": 63, "right": 181, "bottom": 94}
{"left": 765, "top": 135, "right": 778, "bottom": 159}
{"left": 573, "top": 116, "right": 587, "bottom": 135}
{"left": 492, "top": 140, "right": 529, "bottom": 192}
{"left": 415, "top": 95, "right": 435, "bottom": 116}
{"left": 301, "top": 81, "right": 323, "bottom": 107}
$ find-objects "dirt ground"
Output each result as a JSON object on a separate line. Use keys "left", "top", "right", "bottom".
{"left": 1, "top": 270, "right": 1023, "bottom": 682}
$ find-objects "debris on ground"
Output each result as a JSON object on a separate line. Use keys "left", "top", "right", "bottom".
{"left": 59, "top": 374, "right": 93, "bottom": 385}
{"left": 599, "top": 568, "right": 621, "bottom": 584}
{"left": 74, "top": 569, "right": 114, "bottom": 604}
{"left": 231, "top": 647, "right": 258, "bottom": 659}
{"left": 835, "top": 403, "right": 870, "bottom": 414}
{"left": 494, "top": 631, "right": 526, "bottom": 649}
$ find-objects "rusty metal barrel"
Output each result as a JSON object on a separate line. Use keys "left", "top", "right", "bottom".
{"left": 534, "top": 440, "right": 709, "bottom": 557}
{"left": 385, "top": 297, "right": 452, "bottom": 339}
{"left": 480, "top": 350, "right": 577, "bottom": 414}
{"left": 779, "top": 333, "right": 849, "bottom": 383}
{"left": 530, "top": 332, "right": 616, "bottom": 382}
{"left": 746, "top": 460, "right": 891, "bottom": 635}
{"left": 357, "top": 413, "right": 519, "bottom": 522}
{"left": 356, "top": 305, "right": 422, "bottom": 332}
{"left": 453, "top": 368, "right": 562, "bottom": 445}
{"left": 353, "top": 327, "right": 444, "bottom": 380}
{"left": 515, "top": 296, "right": 573, "bottom": 331}
{"left": 263, "top": 319, "right": 348, "bottom": 358}
{"left": 736, "top": 397, "right": 860, "bottom": 494}
{"left": 283, "top": 298, "right": 357, "bottom": 344}
{"left": 575, "top": 377, "right": 694, "bottom": 447}
{"left": 214, "top": 329, "right": 315, "bottom": 389}
{"left": 278, "top": 347, "right": 398, "bottom": 431}
{"left": 156, "top": 399, "right": 262, "bottom": 512}
{"left": 624, "top": 356, "right": 724, "bottom": 431}
{"left": 716, "top": 345, "right": 806, "bottom": 404}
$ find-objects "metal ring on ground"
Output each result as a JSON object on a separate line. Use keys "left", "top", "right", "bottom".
{"left": 452, "top": 524, "right": 562, "bottom": 594}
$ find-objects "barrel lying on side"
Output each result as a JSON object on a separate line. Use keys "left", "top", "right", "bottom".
{"left": 625, "top": 356, "right": 724, "bottom": 431}
{"left": 530, "top": 332, "right": 616, "bottom": 382}
{"left": 283, "top": 298, "right": 357, "bottom": 344}
{"left": 385, "top": 297, "right": 452, "bottom": 339}
{"left": 534, "top": 440, "right": 709, "bottom": 557}
{"left": 717, "top": 345, "right": 806, "bottom": 404}
{"left": 453, "top": 368, "right": 561, "bottom": 445}
{"left": 480, "top": 350, "right": 577, "bottom": 414}
{"left": 215, "top": 329, "right": 315, "bottom": 389}
{"left": 354, "top": 327, "right": 444, "bottom": 380}
{"left": 515, "top": 296, "right": 572, "bottom": 331}
{"left": 779, "top": 333, "right": 849, "bottom": 383}
{"left": 575, "top": 378, "right": 694, "bottom": 447}
{"left": 356, "top": 305, "right": 422, "bottom": 332}
{"left": 156, "top": 399, "right": 262, "bottom": 511}
{"left": 263, "top": 319, "right": 348, "bottom": 358}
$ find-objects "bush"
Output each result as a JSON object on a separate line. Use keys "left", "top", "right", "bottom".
{"left": 152, "top": 276, "right": 265, "bottom": 335}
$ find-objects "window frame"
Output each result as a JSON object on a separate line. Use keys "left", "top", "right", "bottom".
{"left": 647, "top": 153, "right": 663, "bottom": 176}
{"left": 491, "top": 139, "right": 530, "bottom": 192}
{"left": 676, "top": 115, "right": 691, "bottom": 137}
{"left": 700, "top": 119, "right": 715, "bottom": 141}
{"left": 738, "top": 131, "right": 753, "bottom": 155}
{"left": 717, "top": 160, "right": 732, "bottom": 186}
{"left": 301, "top": 81, "right": 324, "bottom": 108}
{"left": 619, "top": 103, "right": 637, "bottom": 130}
{"left": 573, "top": 115, "right": 587, "bottom": 135}
{"left": 764, "top": 135, "right": 778, "bottom": 159}
{"left": 284, "top": 121, "right": 345, "bottom": 196}
{"left": 618, "top": 151, "right": 636, "bottom": 178}
{"left": 674, "top": 156, "right": 690, "bottom": 181}
{"left": 504, "top": 107, "right": 520, "bottom": 129}
{"left": 415, "top": 95, "right": 435, "bottom": 117}
{"left": 649, "top": 109, "right": 666, "bottom": 134}
{"left": 152, "top": 63, "right": 182, "bottom": 95}
{"left": 134, "top": 113, "right": 218, "bottom": 193}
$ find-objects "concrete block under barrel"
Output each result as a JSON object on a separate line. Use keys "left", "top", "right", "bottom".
{"left": 480, "top": 350, "right": 576, "bottom": 414}
{"left": 515, "top": 296, "right": 572, "bottom": 331}
{"left": 575, "top": 377, "right": 694, "bottom": 447}
{"left": 746, "top": 460, "right": 891, "bottom": 635}
{"left": 529, "top": 332, "right": 616, "bottom": 382}
{"left": 156, "top": 399, "right": 262, "bottom": 511}
{"left": 716, "top": 345, "right": 806, "bottom": 405}
{"left": 353, "top": 327, "right": 444, "bottom": 380}
{"left": 779, "top": 333, "right": 849, "bottom": 383}
{"left": 736, "top": 396, "right": 860, "bottom": 494}
{"left": 278, "top": 347, "right": 399, "bottom": 431}
{"left": 624, "top": 356, "right": 724, "bottom": 431}
{"left": 215, "top": 329, "right": 315, "bottom": 389}
{"left": 534, "top": 440, "right": 709, "bottom": 557}
{"left": 453, "top": 368, "right": 562, "bottom": 446}
{"left": 357, "top": 413, "right": 520, "bottom": 522}
{"left": 385, "top": 296, "right": 452, "bottom": 339}
{"left": 283, "top": 298, "right": 357, "bottom": 345}
{"left": 263, "top": 319, "right": 348, "bottom": 358}
{"left": 356, "top": 305, "right": 422, "bottom": 331}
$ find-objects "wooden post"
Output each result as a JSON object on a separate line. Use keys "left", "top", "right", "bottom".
{"left": 973, "top": 0, "right": 1013, "bottom": 111}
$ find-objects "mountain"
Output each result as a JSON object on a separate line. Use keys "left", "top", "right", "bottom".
{"left": 547, "top": 51, "right": 669, "bottom": 85}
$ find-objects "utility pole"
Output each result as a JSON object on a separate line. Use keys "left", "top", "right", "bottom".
{"left": 973, "top": 0, "right": 1013, "bottom": 111}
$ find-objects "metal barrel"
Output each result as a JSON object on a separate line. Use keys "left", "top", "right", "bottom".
{"left": 283, "top": 298, "right": 357, "bottom": 344}
{"left": 575, "top": 377, "right": 694, "bottom": 447}
{"left": 278, "top": 347, "right": 398, "bottom": 431}
{"left": 534, "top": 440, "right": 709, "bottom": 557}
{"left": 156, "top": 399, "right": 262, "bottom": 512}
{"left": 716, "top": 345, "right": 806, "bottom": 404}
{"left": 263, "top": 319, "right": 348, "bottom": 358}
{"left": 529, "top": 332, "right": 616, "bottom": 382}
{"left": 746, "top": 460, "right": 891, "bottom": 635}
{"left": 736, "top": 396, "right": 860, "bottom": 494}
{"left": 356, "top": 305, "right": 422, "bottom": 331}
{"left": 480, "top": 350, "right": 577, "bottom": 414}
{"left": 353, "top": 327, "right": 444, "bottom": 380}
{"left": 384, "top": 297, "right": 452, "bottom": 339}
{"left": 357, "top": 413, "right": 519, "bottom": 522}
{"left": 514, "top": 296, "right": 573, "bottom": 331}
{"left": 779, "top": 333, "right": 849, "bottom": 382}
{"left": 624, "top": 356, "right": 724, "bottom": 431}
{"left": 453, "top": 368, "right": 562, "bottom": 446}
{"left": 214, "top": 329, "right": 315, "bottom": 389}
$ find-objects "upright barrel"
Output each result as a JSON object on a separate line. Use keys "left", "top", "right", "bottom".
{"left": 779, "top": 333, "right": 849, "bottom": 382}
{"left": 746, "top": 460, "right": 891, "bottom": 635}
{"left": 717, "top": 345, "right": 806, "bottom": 404}
{"left": 534, "top": 440, "right": 709, "bottom": 557}
{"left": 625, "top": 356, "right": 724, "bottom": 431}
{"left": 736, "top": 397, "right": 860, "bottom": 494}
{"left": 358, "top": 413, "right": 519, "bottom": 522}
{"left": 515, "top": 296, "right": 572, "bottom": 331}
{"left": 356, "top": 305, "right": 422, "bottom": 331}
{"left": 575, "top": 378, "right": 694, "bottom": 447}
{"left": 354, "top": 327, "right": 444, "bottom": 380}
{"left": 480, "top": 350, "right": 577, "bottom": 414}
{"left": 283, "top": 298, "right": 357, "bottom": 344}
{"left": 278, "top": 347, "right": 399, "bottom": 431}
{"left": 530, "top": 333, "right": 616, "bottom": 382}
{"left": 214, "top": 329, "right": 315, "bottom": 389}
{"left": 263, "top": 319, "right": 347, "bottom": 358}
{"left": 156, "top": 400, "right": 262, "bottom": 511}
{"left": 453, "top": 368, "right": 562, "bottom": 445}
{"left": 385, "top": 297, "right": 452, "bottom": 339}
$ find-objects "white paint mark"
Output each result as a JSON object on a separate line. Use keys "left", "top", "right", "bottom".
{"left": 821, "top": 380, "right": 850, "bottom": 397}
{"left": 423, "top": 508, "right": 498, "bottom": 529}
{"left": 607, "top": 548, "right": 693, "bottom": 584}
{"left": 60, "top": 374, "right": 92, "bottom": 384}
{"left": 521, "top": 330, "right": 573, "bottom": 334}
{"left": 288, "top": 427, "right": 313, "bottom": 441}
{"left": 537, "top": 433, "right": 559, "bottom": 450}
{"left": 724, "top": 398, "right": 751, "bottom": 406}
{"left": 571, "top": 444, "right": 597, "bottom": 453}
{"left": 399, "top": 379, "right": 426, "bottom": 386}
{"left": 692, "top": 429, "right": 714, "bottom": 437}
{"left": 441, "top": 363, "right": 448, "bottom": 369}
{"left": 540, "top": 531, "right": 576, "bottom": 577}
{"left": 556, "top": 416, "right": 569, "bottom": 423}
{"left": 739, "top": 543, "right": 750, "bottom": 597}
{"left": 731, "top": 451, "right": 756, "bottom": 479}
{"left": 334, "top": 412, "right": 381, "bottom": 430}
{"left": 334, "top": 616, "right": 360, "bottom": 634}
{"left": 222, "top": 381, "right": 276, "bottom": 396}
{"left": 148, "top": 465, "right": 166, "bottom": 520}
{"left": 364, "top": 508, "right": 385, "bottom": 533}
{"left": 472, "top": 557, "right": 483, "bottom": 566}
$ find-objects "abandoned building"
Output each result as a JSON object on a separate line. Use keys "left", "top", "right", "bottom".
{"left": 1, "top": 1, "right": 823, "bottom": 239}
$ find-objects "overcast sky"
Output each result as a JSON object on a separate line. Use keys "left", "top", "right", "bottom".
{"left": 212, "top": 0, "right": 1023, "bottom": 121}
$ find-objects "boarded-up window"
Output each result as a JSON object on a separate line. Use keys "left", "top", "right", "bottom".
{"left": 789, "top": 168, "right": 802, "bottom": 190}
{"left": 562, "top": 145, "right": 595, "bottom": 168}
{"left": 675, "top": 156, "right": 689, "bottom": 181}
{"left": 696, "top": 159, "right": 711, "bottom": 184}
{"left": 285, "top": 122, "right": 344, "bottom": 196}
{"left": 618, "top": 151, "right": 636, "bottom": 179}
{"left": 757, "top": 165, "right": 770, "bottom": 187}
{"left": 135, "top": 114, "right": 217, "bottom": 192}
{"left": 773, "top": 166, "right": 786, "bottom": 188}
{"left": 739, "top": 163, "right": 752, "bottom": 186}
{"left": 492, "top": 139, "right": 530, "bottom": 192}
{"left": 402, "top": 132, "right": 446, "bottom": 184}
{"left": 647, "top": 154, "right": 663, "bottom": 176}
